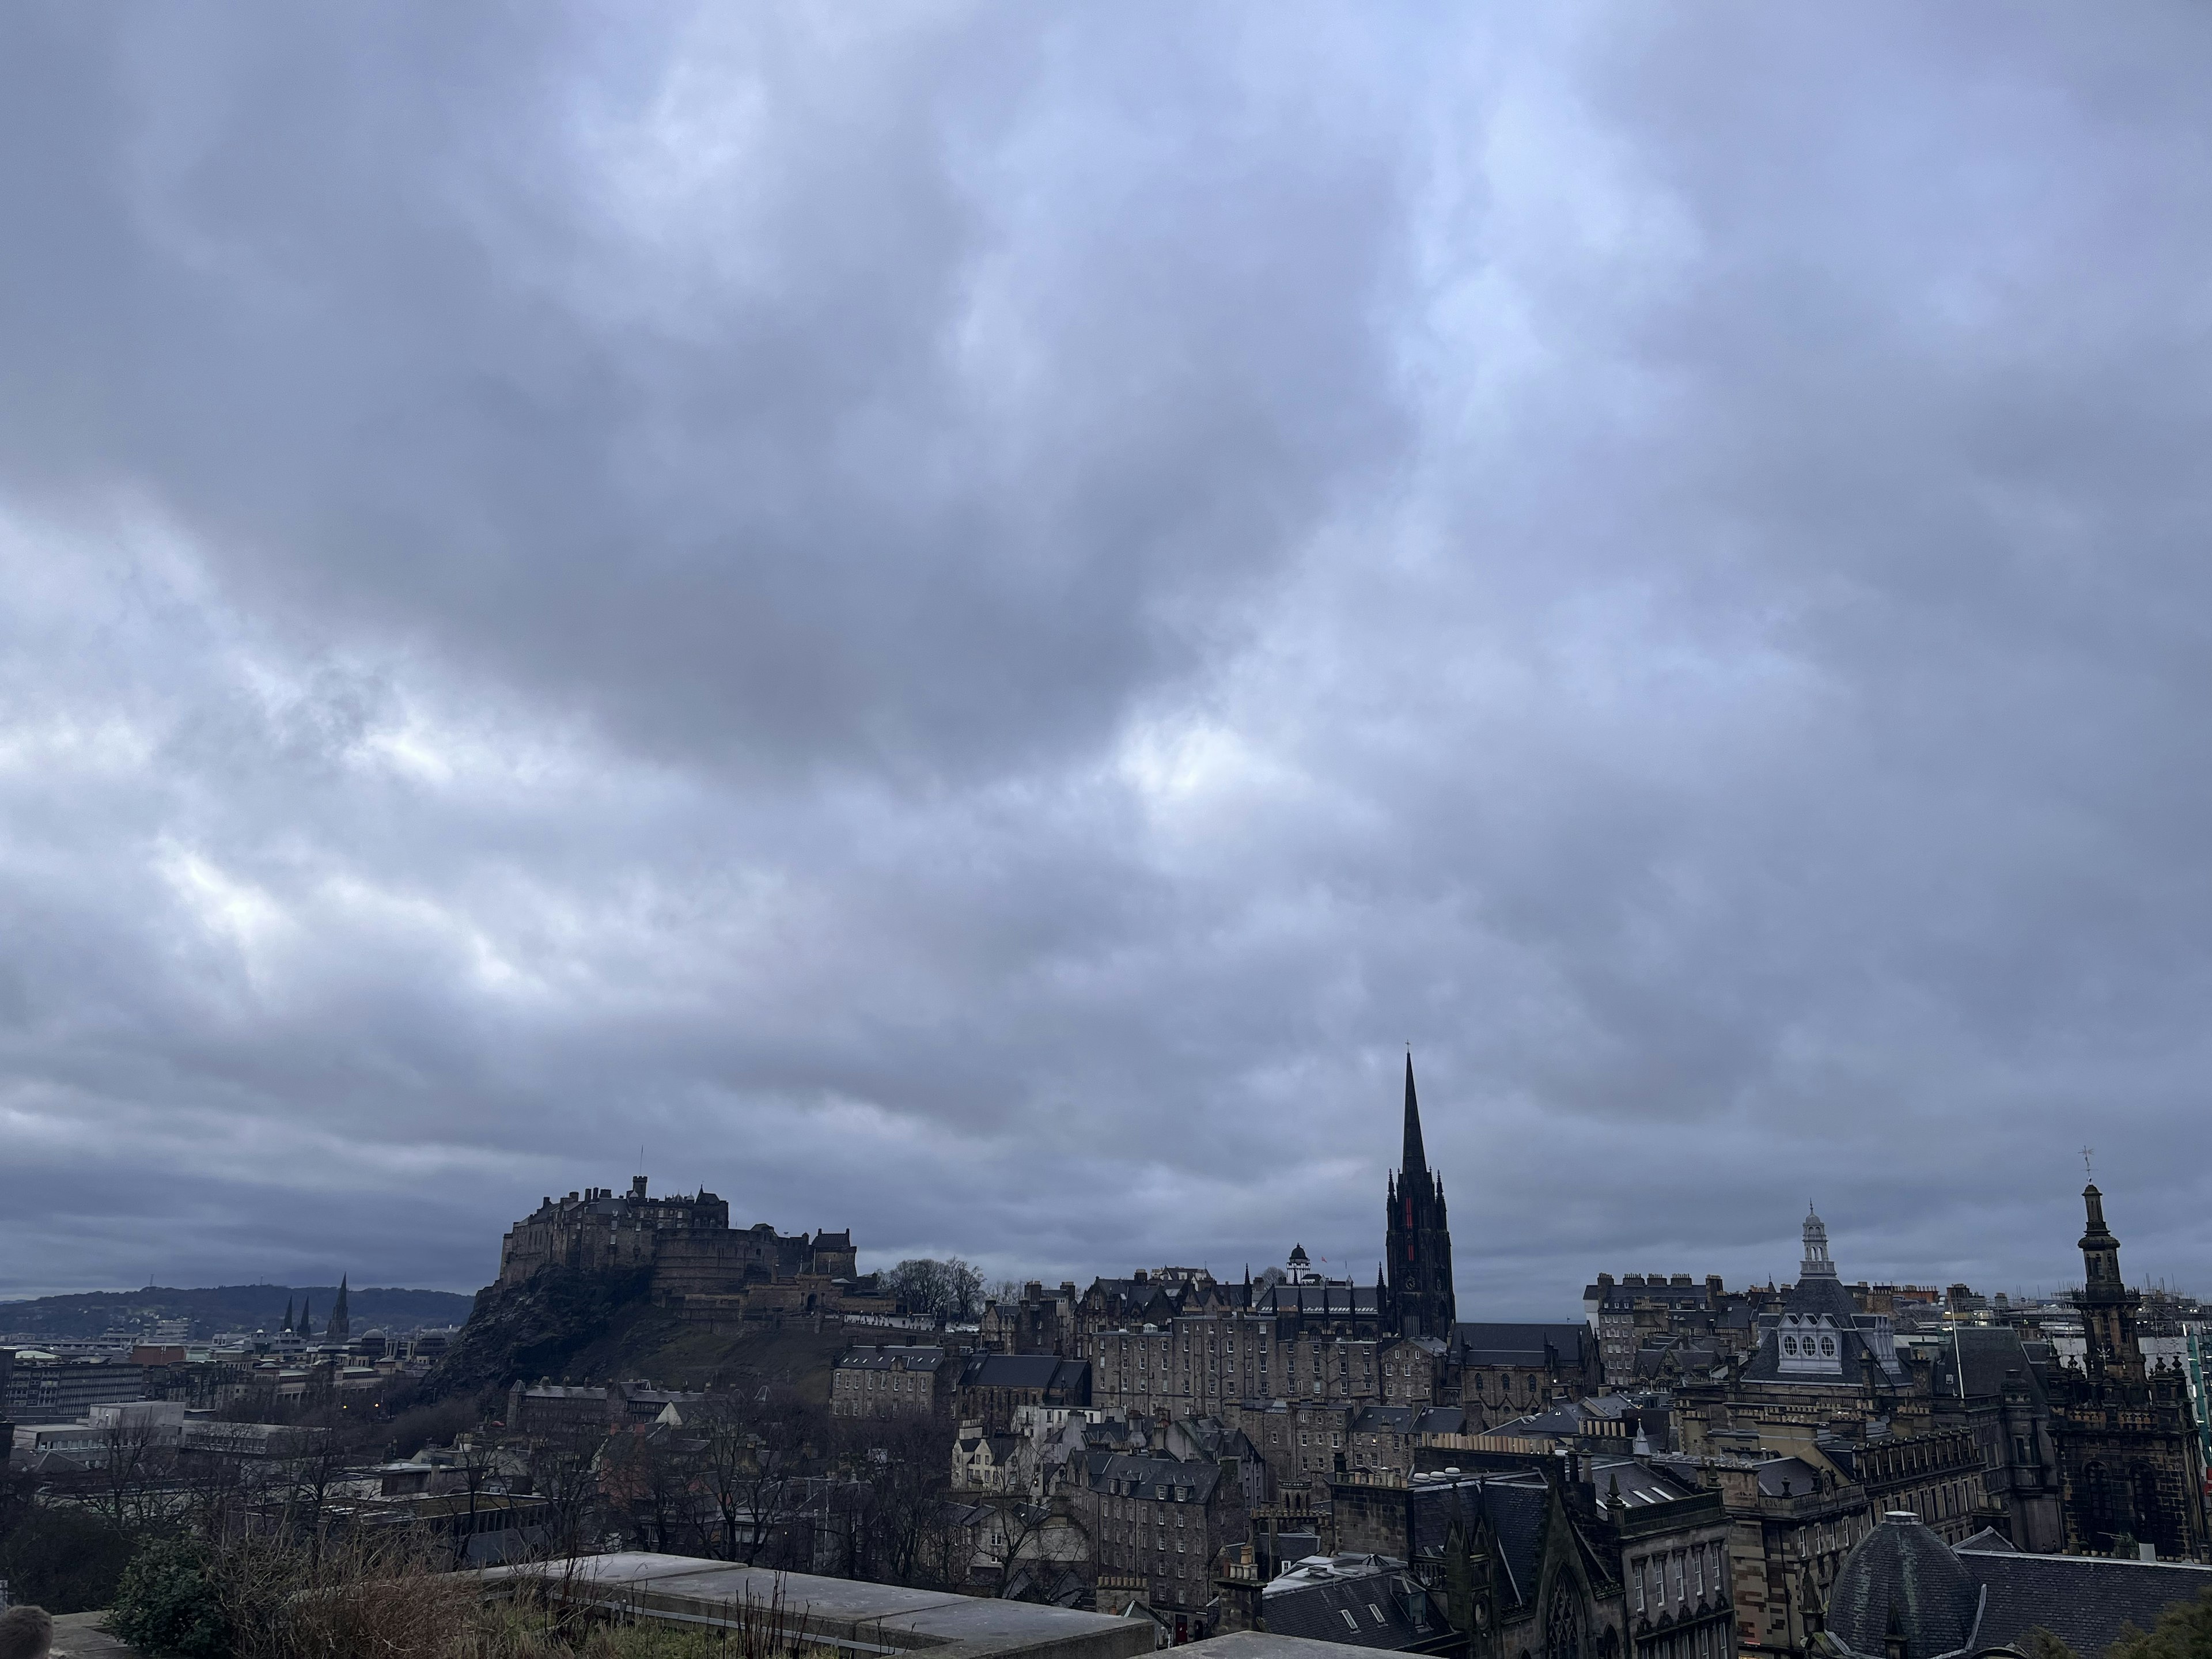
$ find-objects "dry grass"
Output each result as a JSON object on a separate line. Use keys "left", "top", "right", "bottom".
{"left": 471, "top": 1567, "right": 839, "bottom": 1659}
{"left": 190, "top": 1534, "right": 839, "bottom": 1659}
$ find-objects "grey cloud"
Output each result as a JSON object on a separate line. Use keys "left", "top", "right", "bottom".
{"left": 3, "top": 6, "right": 2211, "bottom": 1314}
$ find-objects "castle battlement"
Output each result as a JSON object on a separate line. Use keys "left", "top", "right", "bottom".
{"left": 494, "top": 1176, "right": 881, "bottom": 1326}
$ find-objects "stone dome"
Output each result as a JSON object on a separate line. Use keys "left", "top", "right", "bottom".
{"left": 1823, "top": 1512, "right": 1983, "bottom": 1659}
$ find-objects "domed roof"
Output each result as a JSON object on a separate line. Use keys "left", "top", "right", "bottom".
{"left": 1823, "top": 1513, "right": 1982, "bottom": 1659}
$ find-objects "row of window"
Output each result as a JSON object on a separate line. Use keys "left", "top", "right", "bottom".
{"left": 1628, "top": 1541, "right": 1726, "bottom": 1616}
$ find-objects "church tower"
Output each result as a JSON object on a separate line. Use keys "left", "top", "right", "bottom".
{"left": 2048, "top": 1182, "right": 2208, "bottom": 1560}
{"left": 2074, "top": 1185, "right": 2144, "bottom": 1385}
{"left": 1385, "top": 1055, "right": 1456, "bottom": 1338}
{"left": 326, "top": 1275, "right": 351, "bottom": 1343}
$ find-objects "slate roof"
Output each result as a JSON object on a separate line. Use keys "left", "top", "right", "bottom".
{"left": 1825, "top": 1514, "right": 2212, "bottom": 1659}
{"left": 1926, "top": 1328, "right": 2048, "bottom": 1406}
{"left": 1262, "top": 1559, "right": 1446, "bottom": 1651}
{"left": 1255, "top": 1284, "right": 1382, "bottom": 1318}
{"left": 1451, "top": 1322, "right": 1592, "bottom": 1368}
{"left": 1962, "top": 1549, "right": 2212, "bottom": 1658}
{"left": 1756, "top": 1457, "right": 1825, "bottom": 1499}
{"left": 1582, "top": 1456, "right": 1696, "bottom": 1508}
{"left": 1412, "top": 1406, "right": 1465, "bottom": 1435}
{"left": 1353, "top": 1406, "right": 1417, "bottom": 1435}
{"left": 958, "top": 1353, "right": 1089, "bottom": 1391}
{"left": 1407, "top": 1478, "right": 1548, "bottom": 1609}
{"left": 838, "top": 1346, "right": 946, "bottom": 1372}
{"left": 1089, "top": 1452, "right": 1222, "bottom": 1505}
{"left": 1488, "top": 1404, "right": 1582, "bottom": 1438}
{"left": 1823, "top": 1513, "right": 1983, "bottom": 1659}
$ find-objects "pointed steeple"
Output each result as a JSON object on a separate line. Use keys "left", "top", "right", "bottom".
{"left": 328, "top": 1275, "right": 352, "bottom": 1340}
{"left": 1402, "top": 1052, "right": 1427, "bottom": 1175}
{"left": 300, "top": 1297, "right": 312, "bottom": 1336}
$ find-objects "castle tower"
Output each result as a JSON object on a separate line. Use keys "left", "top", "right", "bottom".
{"left": 1385, "top": 1055, "right": 1456, "bottom": 1338}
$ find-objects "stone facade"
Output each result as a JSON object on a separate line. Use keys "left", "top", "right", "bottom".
{"left": 1079, "top": 1450, "right": 1251, "bottom": 1618}
{"left": 495, "top": 1176, "right": 881, "bottom": 1325}
{"left": 830, "top": 1344, "right": 949, "bottom": 1419}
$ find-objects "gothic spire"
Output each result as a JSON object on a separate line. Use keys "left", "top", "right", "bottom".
{"left": 1402, "top": 1052, "right": 1427, "bottom": 1176}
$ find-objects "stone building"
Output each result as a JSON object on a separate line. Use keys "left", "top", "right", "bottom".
{"left": 954, "top": 1353, "right": 1092, "bottom": 1434}
{"left": 2047, "top": 1183, "right": 2209, "bottom": 1560}
{"left": 1084, "top": 1261, "right": 1386, "bottom": 1419}
{"left": 1080, "top": 1450, "right": 1251, "bottom": 1619}
{"left": 1332, "top": 1456, "right": 1733, "bottom": 1659}
{"left": 831, "top": 1345, "right": 949, "bottom": 1419}
{"left": 495, "top": 1176, "right": 878, "bottom": 1325}
{"left": 980, "top": 1281, "right": 1081, "bottom": 1356}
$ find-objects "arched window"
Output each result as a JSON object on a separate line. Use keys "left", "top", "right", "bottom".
{"left": 1548, "top": 1584, "right": 1585, "bottom": 1659}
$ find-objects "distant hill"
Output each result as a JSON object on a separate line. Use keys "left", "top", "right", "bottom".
{"left": 0, "top": 1283, "right": 476, "bottom": 1340}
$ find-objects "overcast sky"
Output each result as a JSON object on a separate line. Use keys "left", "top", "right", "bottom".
{"left": 3, "top": 5, "right": 2210, "bottom": 1315}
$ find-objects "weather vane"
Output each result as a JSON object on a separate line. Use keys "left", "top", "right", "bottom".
{"left": 2081, "top": 1145, "right": 2094, "bottom": 1178}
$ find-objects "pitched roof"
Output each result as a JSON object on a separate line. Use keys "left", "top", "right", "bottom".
{"left": 1353, "top": 1406, "right": 1416, "bottom": 1434}
{"left": 1407, "top": 1478, "right": 1548, "bottom": 1609}
{"left": 838, "top": 1346, "right": 946, "bottom": 1372}
{"left": 1825, "top": 1509, "right": 2212, "bottom": 1659}
{"left": 1963, "top": 1549, "right": 2212, "bottom": 1658}
{"left": 1927, "top": 1327, "right": 2048, "bottom": 1406}
{"left": 1263, "top": 1560, "right": 1444, "bottom": 1651}
{"left": 959, "top": 1353, "right": 1088, "bottom": 1391}
{"left": 1088, "top": 1452, "right": 1222, "bottom": 1504}
{"left": 1450, "top": 1322, "right": 1592, "bottom": 1367}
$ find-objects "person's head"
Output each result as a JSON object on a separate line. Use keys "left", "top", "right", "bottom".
{"left": 0, "top": 1605, "right": 52, "bottom": 1659}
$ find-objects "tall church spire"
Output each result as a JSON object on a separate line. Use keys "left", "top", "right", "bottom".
{"left": 1385, "top": 1053, "right": 1455, "bottom": 1339}
{"left": 1402, "top": 1052, "right": 1427, "bottom": 1175}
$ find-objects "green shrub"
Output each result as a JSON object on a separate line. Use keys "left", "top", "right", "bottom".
{"left": 108, "top": 1535, "right": 229, "bottom": 1659}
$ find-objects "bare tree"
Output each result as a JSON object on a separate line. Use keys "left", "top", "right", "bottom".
{"left": 83, "top": 1415, "right": 179, "bottom": 1536}
{"left": 694, "top": 1385, "right": 821, "bottom": 1565}
{"left": 885, "top": 1258, "right": 985, "bottom": 1322}
{"left": 524, "top": 1437, "right": 604, "bottom": 1562}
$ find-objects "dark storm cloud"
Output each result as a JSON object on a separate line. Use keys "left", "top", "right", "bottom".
{"left": 2, "top": 4, "right": 2210, "bottom": 1312}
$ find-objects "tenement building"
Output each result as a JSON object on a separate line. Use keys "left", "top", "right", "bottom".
{"left": 832, "top": 1346, "right": 950, "bottom": 1419}
{"left": 2046, "top": 1182, "right": 2208, "bottom": 1560}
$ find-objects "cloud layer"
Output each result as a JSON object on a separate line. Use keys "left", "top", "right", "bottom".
{"left": 3, "top": 4, "right": 2210, "bottom": 1312}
